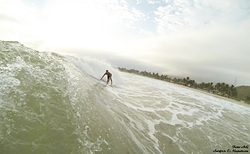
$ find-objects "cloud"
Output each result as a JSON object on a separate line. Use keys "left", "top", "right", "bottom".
{"left": 0, "top": 0, "right": 47, "bottom": 46}
{"left": 0, "top": 0, "right": 249, "bottom": 85}
{"left": 116, "top": 0, "right": 249, "bottom": 85}
{"left": 129, "top": 18, "right": 250, "bottom": 85}
{"left": 0, "top": 0, "right": 147, "bottom": 51}
{"left": 154, "top": 0, "right": 250, "bottom": 34}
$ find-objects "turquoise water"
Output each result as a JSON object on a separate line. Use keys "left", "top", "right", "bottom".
{"left": 0, "top": 41, "right": 249, "bottom": 154}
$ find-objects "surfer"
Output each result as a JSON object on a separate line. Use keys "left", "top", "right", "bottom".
{"left": 100, "top": 70, "right": 113, "bottom": 84}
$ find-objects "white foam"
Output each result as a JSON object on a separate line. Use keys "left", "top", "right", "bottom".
{"left": 65, "top": 56, "right": 124, "bottom": 85}
{"left": 144, "top": 119, "right": 162, "bottom": 154}
{"left": 113, "top": 72, "right": 250, "bottom": 132}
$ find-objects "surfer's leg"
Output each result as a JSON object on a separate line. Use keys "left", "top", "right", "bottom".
{"left": 107, "top": 76, "right": 111, "bottom": 84}
{"left": 106, "top": 76, "right": 109, "bottom": 84}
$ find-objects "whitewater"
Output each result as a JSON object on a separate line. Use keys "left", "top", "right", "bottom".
{"left": 0, "top": 41, "right": 249, "bottom": 154}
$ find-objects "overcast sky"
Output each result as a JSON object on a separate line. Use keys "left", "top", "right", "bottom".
{"left": 1, "top": 0, "right": 250, "bottom": 86}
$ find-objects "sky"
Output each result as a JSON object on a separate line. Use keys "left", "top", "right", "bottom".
{"left": 0, "top": 0, "right": 250, "bottom": 86}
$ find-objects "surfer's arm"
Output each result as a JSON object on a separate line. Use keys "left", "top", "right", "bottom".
{"left": 100, "top": 73, "right": 105, "bottom": 80}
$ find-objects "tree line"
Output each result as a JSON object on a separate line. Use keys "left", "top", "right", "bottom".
{"left": 118, "top": 67, "right": 244, "bottom": 102}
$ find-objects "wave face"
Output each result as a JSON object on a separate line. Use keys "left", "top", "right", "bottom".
{"left": 0, "top": 41, "right": 250, "bottom": 154}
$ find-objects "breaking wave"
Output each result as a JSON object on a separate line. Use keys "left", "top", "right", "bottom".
{"left": 0, "top": 41, "right": 249, "bottom": 154}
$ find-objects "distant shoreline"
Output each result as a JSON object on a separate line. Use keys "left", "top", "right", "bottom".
{"left": 118, "top": 68, "right": 250, "bottom": 106}
{"left": 189, "top": 87, "right": 235, "bottom": 100}
{"left": 179, "top": 85, "right": 249, "bottom": 107}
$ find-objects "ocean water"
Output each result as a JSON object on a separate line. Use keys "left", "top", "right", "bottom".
{"left": 0, "top": 41, "right": 249, "bottom": 154}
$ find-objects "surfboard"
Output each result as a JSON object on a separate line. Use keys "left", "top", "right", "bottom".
{"left": 90, "top": 75, "right": 114, "bottom": 88}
